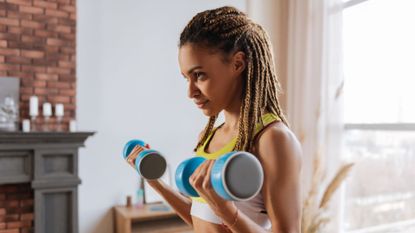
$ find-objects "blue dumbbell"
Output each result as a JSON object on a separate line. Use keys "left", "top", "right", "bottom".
{"left": 122, "top": 139, "right": 166, "bottom": 180}
{"left": 175, "top": 151, "right": 264, "bottom": 201}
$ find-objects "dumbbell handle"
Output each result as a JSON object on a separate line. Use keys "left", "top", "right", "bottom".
{"left": 123, "top": 139, "right": 166, "bottom": 180}
{"left": 175, "top": 151, "right": 264, "bottom": 201}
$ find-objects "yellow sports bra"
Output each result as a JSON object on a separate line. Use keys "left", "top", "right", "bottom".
{"left": 192, "top": 113, "right": 281, "bottom": 203}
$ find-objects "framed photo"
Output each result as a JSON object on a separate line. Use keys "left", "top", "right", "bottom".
{"left": 0, "top": 77, "right": 20, "bottom": 131}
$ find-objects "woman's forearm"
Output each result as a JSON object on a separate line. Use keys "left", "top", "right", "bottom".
{"left": 147, "top": 179, "right": 193, "bottom": 225}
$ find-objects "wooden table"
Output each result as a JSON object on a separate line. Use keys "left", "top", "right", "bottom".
{"left": 114, "top": 203, "right": 193, "bottom": 233}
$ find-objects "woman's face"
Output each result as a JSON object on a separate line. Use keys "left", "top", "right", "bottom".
{"left": 178, "top": 43, "right": 245, "bottom": 116}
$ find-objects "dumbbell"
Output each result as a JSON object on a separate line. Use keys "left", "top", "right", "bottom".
{"left": 175, "top": 151, "right": 264, "bottom": 201}
{"left": 122, "top": 139, "right": 166, "bottom": 180}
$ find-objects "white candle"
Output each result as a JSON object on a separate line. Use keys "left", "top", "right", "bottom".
{"left": 55, "top": 104, "right": 64, "bottom": 117}
{"left": 22, "top": 119, "right": 30, "bottom": 132}
{"left": 29, "top": 96, "right": 38, "bottom": 117}
{"left": 43, "top": 102, "right": 52, "bottom": 117}
{"left": 69, "top": 120, "right": 77, "bottom": 132}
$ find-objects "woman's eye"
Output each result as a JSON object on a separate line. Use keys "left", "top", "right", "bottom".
{"left": 194, "top": 72, "right": 205, "bottom": 80}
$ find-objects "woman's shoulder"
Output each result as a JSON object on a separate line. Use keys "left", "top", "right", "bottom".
{"left": 254, "top": 121, "right": 302, "bottom": 166}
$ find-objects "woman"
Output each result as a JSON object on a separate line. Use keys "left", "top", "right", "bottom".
{"left": 146, "top": 6, "right": 302, "bottom": 233}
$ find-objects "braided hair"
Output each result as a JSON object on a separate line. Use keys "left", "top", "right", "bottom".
{"left": 180, "top": 6, "right": 288, "bottom": 152}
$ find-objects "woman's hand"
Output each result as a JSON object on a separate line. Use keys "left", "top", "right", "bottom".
{"left": 189, "top": 160, "right": 238, "bottom": 222}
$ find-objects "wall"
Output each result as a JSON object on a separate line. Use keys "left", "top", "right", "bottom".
{"left": 77, "top": 1, "right": 246, "bottom": 232}
{"left": 0, "top": 0, "right": 76, "bottom": 130}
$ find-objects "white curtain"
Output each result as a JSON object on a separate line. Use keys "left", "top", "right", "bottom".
{"left": 285, "top": 0, "right": 345, "bottom": 231}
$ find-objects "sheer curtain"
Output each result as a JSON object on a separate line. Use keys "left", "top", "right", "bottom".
{"left": 247, "top": 0, "right": 344, "bottom": 231}
{"left": 285, "top": 0, "right": 345, "bottom": 231}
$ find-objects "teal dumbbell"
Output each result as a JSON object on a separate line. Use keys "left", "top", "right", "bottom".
{"left": 122, "top": 139, "right": 166, "bottom": 180}
{"left": 175, "top": 151, "right": 264, "bottom": 201}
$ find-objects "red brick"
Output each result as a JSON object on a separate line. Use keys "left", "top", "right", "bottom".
{"left": 0, "top": 223, "right": 5, "bottom": 230}
{"left": 0, "top": 48, "right": 19, "bottom": 56}
{"left": 4, "top": 214, "right": 19, "bottom": 221}
{"left": 19, "top": 6, "right": 44, "bottom": 14}
{"left": 33, "top": 80, "right": 46, "bottom": 88}
{"left": 21, "top": 50, "right": 44, "bottom": 58}
{"left": 54, "top": 25, "right": 70, "bottom": 33}
{"left": 0, "top": 25, "right": 6, "bottom": 33}
{"left": 58, "top": 4, "right": 75, "bottom": 13}
{"left": 59, "top": 88, "right": 75, "bottom": 96}
{"left": 34, "top": 29, "right": 57, "bottom": 37}
{"left": 2, "top": 3, "right": 19, "bottom": 11}
{"left": 5, "top": 200, "right": 18, "bottom": 208}
{"left": 19, "top": 199, "right": 33, "bottom": 208}
{"left": 46, "top": 38, "right": 65, "bottom": 46}
{"left": 0, "top": 40, "right": 6, "bottom": 47}
{"left": 0, "top": 64, "right": 19, "bottom": 71}
{"left": 36, "top": 73, "right": 58, "bottom": 81}
{"left": 47, "top": 66, "right": 70, "bottom": 75}
{"left": 20, "top": 228, "right": 34, "bottom": 233}
{"left": 45, "top": 9, "right": 68, "bottom": 18}
{"left": 33, "top": 14, "right": 58, "bottom": 24}
{"left": 0, "top": 56, "right": 4, "bottom": 63}
{"left": 59, "top": 74, "right": 75, "bottom": 82}
{"left": 8, "top": 71, "right": 33, "bottom": 79}
{"left": 7, "top": 26, "right": 33, "bottom": 35}
{"left": 0, "top": 194, "right": 5, "bottom": 201}
{"left": 34, "top": 88, "right": 48, "bottom": 95}
{"left": 6, "top": 221, "right": 21, "bottom": 229}
{"left": 20, "top": 221, "right": 32, "bottom": 227}
{"left": 0, "top": 229, "right": 19, "bottom": 233}
{"left": 5, "top": 56, "right": 31, "bottom": 64}
{"left": 0, "top": 208, "right": 5, "bottom": 215}
{"left": 59, "top": 32, "right": 74, "bottom": 40}
{"left": 58, "top": 61, "right": 74, "bottom": 68}
{"left": 21, "top": 35, "right": 44, "bottom": 44}
{"left": 20, "top": 87, "right": 33, "bottom": 95}
{"left": 6, "top": 0, "right": 31, "bottom": 6}
{"left": 0, "top": 10, "right": 6, "bottom": 17}
{"left": 0, "top": 33, "right": 19, "bottom": 41}
{"left": 47, "top": 95, "right": 70, "bottom": 103}
{"left": 20, "top": 213, "right": 33, "bottom": 221}
{"left": 0, "top": 18, "right": 19, "bottom": 26}
{"left": 21, "top": 20, "right": 44, "bottom": 29}
{"left": 7, "top": 11, "right": 32, "bottom": 20}
{"left": 22, "top": 65, "right": 45, "bottom": 73}
{"left": 47, "top": 81, "right": 70, "bottom": 88}
{"left": 69, "top": 12, "right": 75, "bottom": 21}
{"left": 60, "top": 46, "right": 74, "bottom": 55}
{"left": 34, "top": 1, "right": 58, "bottom": 9}
{"left": 58, "top": 18, "right": 75, "bottom": 26}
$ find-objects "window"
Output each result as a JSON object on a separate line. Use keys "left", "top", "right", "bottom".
{"left": 342, "top": 0, "right": 415, "bottom": 232}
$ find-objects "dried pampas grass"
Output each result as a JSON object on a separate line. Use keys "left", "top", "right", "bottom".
{"left": 302, "top": 152, "right": 354, "bottom": 233}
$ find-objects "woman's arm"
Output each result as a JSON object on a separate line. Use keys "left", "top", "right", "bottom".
{"left": 127, "top": 145, "right": 193, "bottom": 225}
{"left": 147, "top": 179, "right": 193, "bottom": 225}
{"left": 189, "top": 123, "right": 302, "bottom": 233}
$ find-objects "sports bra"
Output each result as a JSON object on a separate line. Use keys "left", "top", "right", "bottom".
{"left": 190, "top": 113, "right": 280, "bottom": 229}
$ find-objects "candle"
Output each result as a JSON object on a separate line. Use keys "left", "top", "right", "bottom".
{"left": 43, "top": 102, "right": 52, "bottom": 117}
{"left": 22, "top": 119, "right": 30, "bottom": 132}
{"left": 55, "top": 104, "right": 64, "bottom": 117}
{"left": 29, "top": 96, "right": 38, "bottom": 117}
{"left": 69, "top": 120, "right": 77, "bottom": 132}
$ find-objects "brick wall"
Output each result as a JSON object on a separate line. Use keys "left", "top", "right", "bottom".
{"left": 0, "top": 0, "right": 76, "bottom": 131}
{"left": 0, "top": 183, "right": 34, "bottom": 233}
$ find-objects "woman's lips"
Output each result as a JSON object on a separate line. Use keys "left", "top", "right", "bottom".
{"left": 195, "top": 100, "right": 209, "bottom": 108}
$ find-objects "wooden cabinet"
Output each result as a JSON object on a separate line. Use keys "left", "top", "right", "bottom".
{"left": 114, "top": 204, "right": 193, "bottom": 233}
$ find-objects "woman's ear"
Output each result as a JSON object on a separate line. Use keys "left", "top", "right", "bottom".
{"left": 232, "top": 51, "right": 246, "bottom": 74}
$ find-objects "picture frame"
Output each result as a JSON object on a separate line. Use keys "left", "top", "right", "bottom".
{"left": 0, "top": 77, "right": 20, "bottom": 132}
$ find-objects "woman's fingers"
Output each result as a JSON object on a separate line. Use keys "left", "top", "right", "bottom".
{"left": 190, "top": 160, "right": 210, "bottom": 191}
{"left": 202, "top": 160, "right": 214, "bottom": 190}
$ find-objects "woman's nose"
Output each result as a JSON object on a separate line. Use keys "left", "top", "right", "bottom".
{"left": 187, "top": 80, "right": 200, "bottom": 99}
